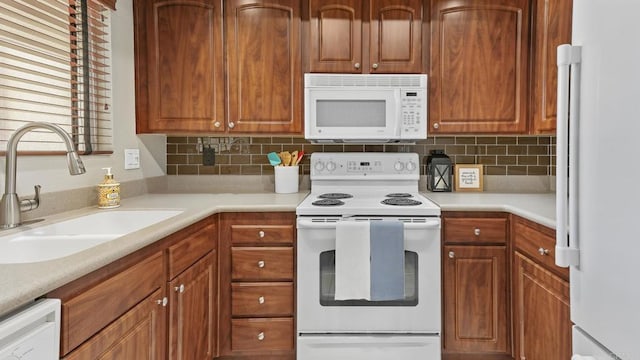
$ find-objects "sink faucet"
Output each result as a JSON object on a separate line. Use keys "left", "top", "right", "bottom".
{"left": 1, "top": 122, "right": 86, "bottom": 229}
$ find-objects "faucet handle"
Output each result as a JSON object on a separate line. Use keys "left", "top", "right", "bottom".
{"left": 19, "top": 185, "right": 41, "bottom": 212}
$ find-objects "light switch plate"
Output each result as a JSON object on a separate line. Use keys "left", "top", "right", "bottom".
{"left": 124, "top": 148, "right": 140, "bottom": 170}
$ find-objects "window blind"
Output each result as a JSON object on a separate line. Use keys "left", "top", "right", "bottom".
{"left": 0, "top": 0, "right": 113, "bottom": 154}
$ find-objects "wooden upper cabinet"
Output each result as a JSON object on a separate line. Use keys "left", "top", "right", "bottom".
{"left": 309, "top": 0, "right": 423, "bottom": 73}
{"left": 134, "top": 0, "right": 224, "bottom": 133}
{"left": 430, "top": 0, "right": 530, "bottom": 134}
{"left": 530, "top": 0, "right": 573, "bottom": 133}
{"left": 225, "top": 0, "right": 302, "bottom": 134}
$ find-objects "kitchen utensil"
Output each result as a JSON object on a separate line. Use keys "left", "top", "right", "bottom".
{"left": 281, "top": 151, "right": 292, "bottom": 166}
{"left": 291, "top": 151, "right": 298, "bottom": 165}
{"left": 267, "top": 152, "right": 281, "bottom": 166}
{"left": 295, "top": 150, "right": 304, "bottom": 165}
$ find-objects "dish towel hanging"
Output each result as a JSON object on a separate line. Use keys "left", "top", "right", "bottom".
{"left": 334, "top": 221, "right": 371, "bottom": 300}
{"left": 370, "top": 220, "right": 405, "bottom": 301}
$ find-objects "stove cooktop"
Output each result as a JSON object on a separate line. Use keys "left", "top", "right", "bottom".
{"left": 297, "top": 191, "right": 440, "bottom": 216}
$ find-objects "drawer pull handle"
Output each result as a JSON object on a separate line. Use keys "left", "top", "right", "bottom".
{"left": 448, "top": 251, "right": 455, "bottom": 259}
{"left": 156, "top": 297, "right": 168, "bottom": 307}
{"left": 258, "top": 296, "right": 265, "bottom": 304}
{"left": 257, "top": 332, "right": 265, "bottom": 341}
{"left": 174, "top": 284, "right": 185, "bottom": 293}
{"left": 258, "top": 260, "right": 265, "bottom": 268}
{"left": 538, "top": 247, "right": 550, "bottom": 256}
{"left": 258, "top": 230, "right": 265, "bottom": 238}
{"left": 474, "top": 228, "right": 481, "bottom": 236}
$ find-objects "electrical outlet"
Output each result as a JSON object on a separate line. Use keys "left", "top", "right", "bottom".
{"left": 203, "top": 146, "right": 215, "bottom": 166}
{"left": 124, "top": 148, "right": 140, "bottom": 169}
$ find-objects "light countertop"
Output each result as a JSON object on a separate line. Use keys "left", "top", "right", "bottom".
{"left": 0, "top": 191, "right": 555, "bottom": 317}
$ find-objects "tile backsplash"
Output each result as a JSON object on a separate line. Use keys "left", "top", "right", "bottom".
{"left": 166, "top": 136, "right": 556, "bottom": 176}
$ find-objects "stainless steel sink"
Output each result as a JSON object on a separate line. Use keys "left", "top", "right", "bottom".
{"left": 0, "top": 210, "right": 183, "bottom": 264}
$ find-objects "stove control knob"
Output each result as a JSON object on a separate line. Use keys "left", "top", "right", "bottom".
{"left": 314, "top": 161, "right": 325, "bottom": 172}
{"left": 406, "top": 161, "right": 417, "bottom": 171}
{"left": 326, "top": 161, "right": 337, "bottom": 172}
{"left": 394, "top": 161, "right": 405, "bottom": 171}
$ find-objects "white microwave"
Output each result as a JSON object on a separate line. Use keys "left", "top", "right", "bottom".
{"left": 304, "top": 73, "right": 428, "bottom": 143}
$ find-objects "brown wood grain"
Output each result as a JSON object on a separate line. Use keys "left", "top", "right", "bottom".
{"left": 231, "top": 224, "right": 294, "bottom": 245}
{"left": 231, "top": 247, "right": 294, "bottom": 281}
{"left": 443, "top": 245, "right": 510, "bottom": 354}
{"left": 231, "top": 318, "right": 294, "bottom": 352}
{"left": 444, "top": 217, "right": 509, "bottom": 245}
{"left": 430, "top": 0, "right": 530, "bottom": 134}
{"left": 232, "top": 282, "right": 294, "bottom": 317}
{"left": 226, "top": 0, "right": 302, "bottom": 134}
{"left": 167, "top": 223, "right": 216, "bottom": 280}
{"left": 63, "top": 289, "right": 166, "bottom": 360}
{"left": 135, "top": 0, "right": 224, "bottom": 133}
{"left": 530, "top": 0, "right": 573, "bottom": 134}
{"left": 513, "top": 252, "right": 571, "bottom": 360}
{"left": 60, "top": 252, "right": 164, "bottom": 355}
{"left": 168, "top": 252, "right": 217, "bottom": 360}
{"left": 512, "top": 216, "right": 568, "bottom": 279}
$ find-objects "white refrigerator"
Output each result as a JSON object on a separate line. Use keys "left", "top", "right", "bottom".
{"left": 555, "top": 0, "right": 640, "bottom": 359}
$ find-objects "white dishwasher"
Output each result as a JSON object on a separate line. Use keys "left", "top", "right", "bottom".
{"left": 0, "top": 299, "right": 61, "bottom": 360}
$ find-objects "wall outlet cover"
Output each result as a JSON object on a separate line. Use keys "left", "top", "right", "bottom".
{"left": 124, "top": 148, "right": 140, "bottom": 170}
{"left": 203, "top": 146, "right": 215, "bottom": 166}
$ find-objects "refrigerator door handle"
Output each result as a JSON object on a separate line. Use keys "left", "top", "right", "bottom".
{"left": 555, "top": 44, "right": 581, "bottom": 268}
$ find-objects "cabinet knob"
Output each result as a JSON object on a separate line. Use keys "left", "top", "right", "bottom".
{"left": 538, "top": 247, "right": 550, "bottom": 256}
{"left": 258, "top": 296, "right": 265, "bottom": 304}
{"left": 433, "top": 123, "right": 440, "bottom": 129}
{"left": 448, "top": 251, "right": 455, "bottom": 259}
{"left": 228, "top": 122, "right": 235, "bottom": 129}
{"left": 372, "top": 63, "right": 379, "bottom": 69}
{"left": 354, "top": 62, "right": 361, "bottom": 69}
{"left": 257, "top": 332, "right": 265, "bottom": 341}
{"left": 258, "top": 230, "right": 265, "bottom": 238}
{"left": 213, "top": 121, "right": 221, "bottom": 128}
{"left": 258, "top": 260, "right": 265, "bottom": 268}
{"left": 156, "top": 297, "right": 168, "bottom": 307}
{"left": 174, "top": 284, "right": 185, "bottom": 293}
{"left": 474, "top": 228, "right": 481, "bottom": 236}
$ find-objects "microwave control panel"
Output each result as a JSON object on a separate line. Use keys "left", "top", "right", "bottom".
{"left": 400, "top": 89, "right": 427, "bottom": 137}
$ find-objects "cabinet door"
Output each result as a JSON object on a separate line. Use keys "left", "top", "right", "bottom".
{"left": 369, "top": 0, "right": 423, "bottom": 73}
{"left": 430, "top": 0, "right": 530, "bottom": 134}
{"left": 309, "top": 0, "right": 363, "bottom": 73}
{"left": 168, "top": 252, "right": 216, "bottom": 360}
{"left": 530, "top": 0, "right": 572, "bottom": 133}
{"left": 134, "top": 0, "right": 224, "bottom": 133}
{"left": 64, "top": 289, "right": 166, "bottom": 360}
{"left": 513, "top": 252, "right": 571, "bottom": 360}
{"left": 443, "top": 245, "right": 509, "bottom": 354}
{"left": 226, "top": 0, "right": 302, "bottom": 134}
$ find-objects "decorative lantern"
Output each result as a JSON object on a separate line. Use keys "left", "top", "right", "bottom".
{"left": 426, "top": 150, "right": 452, "bottom": 192}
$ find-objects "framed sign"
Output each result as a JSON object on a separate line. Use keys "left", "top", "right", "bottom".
{"left": 454, "top": 164, "right": 484, "bottom": 192}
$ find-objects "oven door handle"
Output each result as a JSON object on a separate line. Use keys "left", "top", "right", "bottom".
{"left": 297, "top": 219, "right": 441, "bottom": 230}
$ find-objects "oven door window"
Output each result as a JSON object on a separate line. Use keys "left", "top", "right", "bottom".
{"left": 319, "top": 250, "right": 418, "bottom": 306}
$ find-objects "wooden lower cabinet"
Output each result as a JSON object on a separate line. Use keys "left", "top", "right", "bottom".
{"left": 219, "top": 212, "right": 296, "bottom": 359}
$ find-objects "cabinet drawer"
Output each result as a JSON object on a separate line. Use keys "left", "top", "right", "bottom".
{"left": 444, "top": 217, "right": 508, "bottom": 244}
{"left": 61, "top": 252, "right": 164, "bottom": 355}
{"left": 232, "top": 247, "right": 293, "bottom": 281}
{"left": 514, "top": 221, "right": 569, "bottom": 278}
{"left": 232, "top": 283, "right": 294, "bottom": 317}
{"left": 231, "top": 224, "right": 293, "bottom": 245}
{"left": 168, "top": 223, "right": 215, "bottom": 280}
{"left": 231, "top": 318, "right": 294, "bottom": 352}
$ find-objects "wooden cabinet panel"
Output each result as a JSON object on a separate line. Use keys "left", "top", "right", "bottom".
{"left": 443, "top": 245, "right": 509, "bottom": 354}
{"left": 134, "top": 0, "right": 224, "bottom": 133}
{"left": 531, "top": 0, "right": 573, "bottom": 133}
{"left": 64, "top": 289, "right": 166, "bottom": 360}
{"left": 369, "top": 0, "right": 423, "bottom": 73}
{"left": 514, "top": 219, "right": 568, "bottom": 278}
{"left": 168, "top": 252, "right": 216, "bottom": 360}
{"left": 61, "top": 252, "right": 164, "bottom": 355}
{"left": 226, "top": 0, "right": 302, "bottom": 133}
{"left": 444, "top": 217, "right": 508, "bottom": 244}
{"left": 231, "top": 224, "right": 294, "bottom": 245}
{"left": 232, "top": 247, "right": 294, "bottom": 281}
{"left": 430, "top": 0, "right": 530, "bottom": 134}
{"left": 513, "top": 252, "right": 571, "bottom": 360}
{"left": 167, "top": 223, "right": 215, "bottom": 280}
{"left": 231, "top": 318, "right": 294, "bottom": 352}
{"left": 232, "top": 282, "right": 294, "bottom": 317}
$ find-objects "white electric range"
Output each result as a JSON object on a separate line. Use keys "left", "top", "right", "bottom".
{"left": 296, "top": 153, "right": 442, "bottom": 360}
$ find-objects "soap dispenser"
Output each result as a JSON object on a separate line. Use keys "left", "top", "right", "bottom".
{"left": 98, "top": 167, "right": 120, "bottom": 208}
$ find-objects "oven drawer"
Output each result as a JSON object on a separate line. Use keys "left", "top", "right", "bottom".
{"left": 444, "top": 217, "right": 507, "bottom": 244}
{"left": 232, "top": 282, "right": 294, "bottom": 317}
{"left": 232, "top": 247, "right": 293, "bottom": 281}
{"left": 231, "top": 225, "right": 294, "bottom": 245}
{"left": 231, "top": 318, "right": 294, "bottom": 351}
